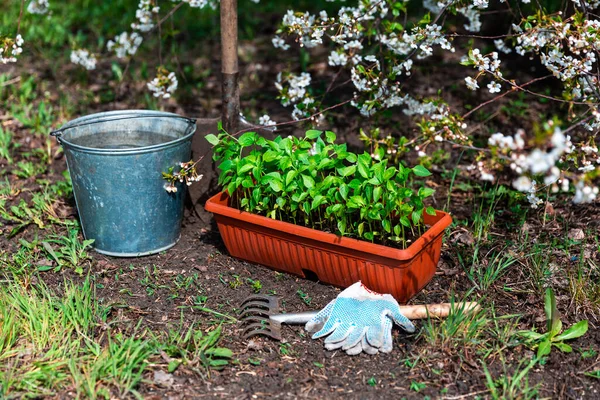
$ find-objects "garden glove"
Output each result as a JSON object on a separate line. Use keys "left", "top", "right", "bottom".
{"left": 305, "top": 282, "right": 415, "bottom": 355}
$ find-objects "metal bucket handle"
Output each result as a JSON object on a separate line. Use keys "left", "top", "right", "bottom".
{"left": 50, "top": 113, "right": 197, "bottom": 144}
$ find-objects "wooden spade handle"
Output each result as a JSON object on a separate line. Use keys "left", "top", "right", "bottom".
{"left": 399, "top": 302, "right": 480, "bottom": 320}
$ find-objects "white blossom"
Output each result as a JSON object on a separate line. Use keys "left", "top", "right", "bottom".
{"left": 27, "top": 0, "right": 49, "bottom": 15}
{"left": 258, "top": 114, "right": 276, "bottom": 129}
{"left": 465, "top": 77, "right": 479, "bottom": 90}
{"left": 573, "top": 181, "right": 599, "bottom": 204}
{"left": 70, "top": 49, "right": 97, "bottom": 70}
{"left": 513, "top": 176, "right": 532, "bottom": 192}
{"left": 0, "top": 34, "right": 24, "bottom": 64}
{"left": 107, "top": 32, "right": 143, "bottom": 58}
{"left": 272, "top": 36, "right": 290, "bottom": 50}
{"left": 487, "top": 81, "right": 501, "bottom": 93}
{"left": 147, "top": 69, "right": 178, "bottom": 99}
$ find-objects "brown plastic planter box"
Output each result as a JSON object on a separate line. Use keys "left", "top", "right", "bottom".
{"left": 205, "top": 192, "right": 452, "bottom": 303}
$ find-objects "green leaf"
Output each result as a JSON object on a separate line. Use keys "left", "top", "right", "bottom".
{"left": 544, "top": 288, "right": 562, "bottom": 337}
{"left": 537, "top": 340, "right": 552, "bottom": 358}
{"left": 219, "top": 159, "right": 233, "bottom": 172}
{"left": 302, "top": 174, "right": 315, "bottom": 189}
{"left": 209, "top": 359, "right": 229, "bottom": 368}
{"left": 373, "top": 186, "right": 382, "bottom": 202}
{"left": 305, "top": 129, "right": 322, "bottom": 139}
{"left": 412, "top": 165, "right": 431, "bottom": 177}
{"left": 205, "top": 134, "right": 219, "bottom": 146}
{"left": 425, "top": 206, "right": 437, "bottom": 216}
{"left": 329, "top": 204, "right": 343, "bottom": 213}
{"left": 347, "top": 195, "right": 365, "bottom": 208}
{"left": 357, "top": 163, "right": 370, "bottom": 179}
{"left": 263, "top": 150, "right": 279, "bottom": 162}
{"left": 285, "top": 170, "right": 297, "bottom": 187}
{"left": 517, "top": 330, "right": 545, "bottom": 341}
{"left": 554, "top": 320, "right": 588, "bottom": 341}
{"left": 226, "top": 181, "right": 236, "bottom": 196}
{"left": 337, "top": 165, "right": 357, "bottom": 177}
{"left": 348, "top": 179, "right": 362, "bottom": 190}
{"left": 339, "top": 184, "right": 349, "bottom": 200}
{"left": 337, "top": 219, "right": 346, "bottom": 235}
{"left": 346, "top": 153, "right": 357, "bottom": 163}
{"left": 311, "top": 195, "right": 326, "bottom": 210}
{"left": 400, "top": 216, "right": 410, "bottom": 227}
{"left": 205, "top": 347, "right": 234, "bottom": 358}
{"left": 268, "top": 180, "right": 283, "bottom": 193}
{"left": 383, "top": 167, "right": 396, "bottom": 181}
{"left": 238, "top": 163, "right": 254, "bottom": 174}
{"left": 358, "top": 222, "right": 365, "bottom": 236}
{"left": 553, "top": 342, "right": 572, "bottom": 353}
{"left": 238, "top": 132, "right": 257, "bottom": 147}
{"left": 325, "top": 131, "right": 336, "bottom": 143}
{"left": 411, "top": 210, "right": 422, "bottom": 225}
{"left": 382, "top": 219, "right": 391, "bottom": 233}
{"left": 168, "top": 360, "right": 182, "bottom": 373}
{"left": 419, "top": 187, "right": 435, "bottom": 198}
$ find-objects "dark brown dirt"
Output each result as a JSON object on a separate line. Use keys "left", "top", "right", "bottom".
{"left": 1, "top": 36, "right": 600, "bottom": 399}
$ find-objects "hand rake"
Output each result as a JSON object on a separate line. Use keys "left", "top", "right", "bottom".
{"left": 239, "top": 294, "right": 480, "bottom": 341}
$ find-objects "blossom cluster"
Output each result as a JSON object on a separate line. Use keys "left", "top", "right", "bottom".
{"left": 107, "top": 31, "right": 143, "bottom": 58}
{"left": 147, "top": 67, "right": 178, "bottom": 99}
{"left": 70, "top": 49, "right": 97, "bottom": 70}
{"left": 27, "top": 0, "right": 49, "bottom": 15}
{"left": 164, "top": 161, "right": 203, "bottom": 193}
{"left": 131, "top": 0, "right": 160, "bottom": 32}
{"left": 0, "top": 34, "right": 24, "bottom": 64}
{"left": 272, "top": 0, "right": 599, "bottom": 204}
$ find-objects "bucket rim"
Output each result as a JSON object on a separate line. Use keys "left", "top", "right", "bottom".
{"left": 52, "top": 110, "right": 197, "bottom": 155}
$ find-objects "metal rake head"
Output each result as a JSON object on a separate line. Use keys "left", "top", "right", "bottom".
{"left": 239, "top": 294, "right": 283, "bottom": 341}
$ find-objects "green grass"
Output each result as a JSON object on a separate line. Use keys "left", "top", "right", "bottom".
{"left": 482, "top": 356, "right": 539, "bottom": 400}
{"left": 0, "top": 276, "right": 233, "bottom": 398}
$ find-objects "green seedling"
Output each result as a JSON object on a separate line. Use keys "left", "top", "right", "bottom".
{"left": 483, "top": 357, "right": 538, "bottom": 400}
{"left": 246, "top": 278, "right": 262, "bottom": 293}
{"left": 585, "top": 370, "right": 600, "bottom": 379}
{"left": 228, "top": 274, "right": 243, "bottom": 289}
{"left": 296, "top": 289, "right": 312, "bottom": 305}
{"left": 410, "top": 381, "right": 426, "bottom": 392}
{"left": 206, "top": 127, "right": 436, "bottom": 248}
{"left": 367, "top": 377, "right": 377, "bottom": 386}
{"left": 41, "top": 229, "right": 94, "bottom": 274}
{"left": 518, "top": 288, "right": 588, "bottom": 359}
{"left": 0, "top": 126, "right": 13, "bottom": 163}
{"left": 579, "top": 346, "right": 597, "bottom": 359}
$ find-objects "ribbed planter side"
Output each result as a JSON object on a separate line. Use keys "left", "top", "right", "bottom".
{"left": 205, "top": 192, "right": 452, "bottom": 303}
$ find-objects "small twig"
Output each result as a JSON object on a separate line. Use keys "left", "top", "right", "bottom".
{"left": 462, "top": 74, "right": 553, "bottom": 119}
{"left": 0, "top": 76, "right": 21, "bottom": 87}
{"left": 442, "top": 389, "right": 490, "bottom": 399}
{"left": 17, "top": 0, "right": 25, "bottom": 34}
{"left": 229, "top": 97, "right": 355, "bottom": 137}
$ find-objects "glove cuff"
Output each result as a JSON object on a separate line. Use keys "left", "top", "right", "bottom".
{"left": 338, "top": 281, "right": 396, "bottom": 302}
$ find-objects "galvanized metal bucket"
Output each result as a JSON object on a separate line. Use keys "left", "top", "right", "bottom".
{"left": 51, "top": 110, "right": 197, "bottom": 257}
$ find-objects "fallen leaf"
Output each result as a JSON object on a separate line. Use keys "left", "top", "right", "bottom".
{"left": 153, "top": 370, "right": 174, "bottom": 388}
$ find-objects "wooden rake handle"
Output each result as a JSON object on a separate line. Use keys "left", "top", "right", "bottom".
{"left": 399, "top": 302, "right": 480, "bottom": 320}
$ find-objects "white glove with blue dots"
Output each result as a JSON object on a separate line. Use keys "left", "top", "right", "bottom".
{"left": 305, "top": 282, "right": 415, "bottom": 355}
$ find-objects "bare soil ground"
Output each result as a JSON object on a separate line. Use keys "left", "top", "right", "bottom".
{"left": 1, "top": 39, "right": 600, "bottom": 399}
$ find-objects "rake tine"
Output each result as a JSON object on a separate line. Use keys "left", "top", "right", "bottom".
{"left": 240, "top": 294, "right": 279, "bottom": 307}
{"left": 239, "top": 300, "right": 275, "bottom": 311}
{"left": 239, "top": 315, "right": 270, "bottom": 325}
{"left": 239, "top": 307, "right": 274, "bottom": 319}
{"left": 242, "top": 323, "right": 283, "bottom": 341}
